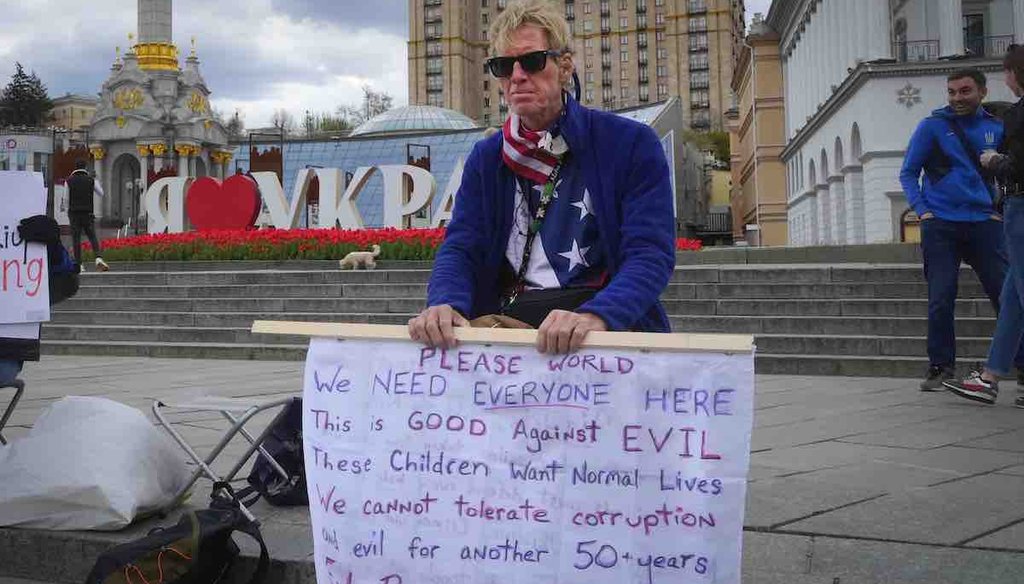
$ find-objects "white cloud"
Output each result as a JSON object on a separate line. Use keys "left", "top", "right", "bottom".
{"left": 0, "top": 0, "right": 408, "bottom": 128}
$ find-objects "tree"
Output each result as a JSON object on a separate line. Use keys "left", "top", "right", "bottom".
{"left": 684, "top": 129, "right": 731, "bottom": 165}
{"left": 359, "top": 85, "right": 393, "bottom": 123}
{"left": 270, "top": 108, "right": 296, "bottom": 136}
{"left": 335, "top": 86, "right": 394, "bottom": 127}
{"left": 312, "top": 112, "right": 351, "bottom": 136}
{"left": 0, "top": 62, "right": 53, "bottom": 127}
{"left": 225, "top": 110, "right": 245, "bottom": 140}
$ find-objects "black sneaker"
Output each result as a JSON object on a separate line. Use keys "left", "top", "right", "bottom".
{"left": 1015, "top": 395, "right": 1024, "bottom": 409}
{"left": 1017, "top": 369, "right": 1024, "bottom": 393}
{"left": 920, "top": 365, "right": 954, "bottom": 391}
{"left": 944, "top": 370, "right": 999, "bottom": 404}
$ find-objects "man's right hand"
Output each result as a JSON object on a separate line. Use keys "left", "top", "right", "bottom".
{"left": 920, "top": 212, "right": 935, "bottom": 221}
{"left": 408, "top": 304, "right": 469, "bottom": 349}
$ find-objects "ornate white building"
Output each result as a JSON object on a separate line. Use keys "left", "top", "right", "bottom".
{"left": 767, "top": 0, "right": 1024, "bottom": 245}
{"left": 87, "top": 0, "right": 230, "bottom": 228}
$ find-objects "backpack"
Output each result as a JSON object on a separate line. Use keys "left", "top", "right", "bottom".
{"left": 84, "top": 485, "right": 269, "bottom": 584}
{"left": 17, "top": 214, "right": 80, "bottom": 304}
{"left": 240, "top": 397, "right": 307, "bottom": 507}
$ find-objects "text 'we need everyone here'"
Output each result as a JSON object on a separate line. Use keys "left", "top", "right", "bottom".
{"left": 304, "top": 341, "right": 749, "bottom": 584}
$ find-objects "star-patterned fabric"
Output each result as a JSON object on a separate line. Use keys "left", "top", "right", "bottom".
{"left": 505, "top": 167, "right": 608, "bottom": 291}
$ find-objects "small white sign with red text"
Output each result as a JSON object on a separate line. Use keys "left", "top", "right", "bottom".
{"left": 0, "top": 171, "right": 49, "bottom": 324}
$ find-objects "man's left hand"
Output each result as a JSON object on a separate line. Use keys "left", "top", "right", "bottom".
{"left": 536, "top": 310, "right": 608, "bottom": 354}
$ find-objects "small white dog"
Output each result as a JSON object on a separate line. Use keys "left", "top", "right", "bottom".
{"left": 339, "top": 244, "right": 381, "bottom": 270}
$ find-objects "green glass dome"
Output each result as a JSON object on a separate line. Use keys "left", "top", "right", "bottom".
{"left": 350, "top": 105, "right": 479, "bottom": 136}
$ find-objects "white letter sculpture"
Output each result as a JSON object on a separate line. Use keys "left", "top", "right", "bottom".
{"left": 431, "top": 157, "right": 464, "bottom": 228}
{"left": 379, "top": 164, "right": 436, "bottom": 228}
{"left": 250, "top": 170, "right": 315, "bottom": 229}
{"left": 145, "top": 176, "right": 191, "bottom": 233}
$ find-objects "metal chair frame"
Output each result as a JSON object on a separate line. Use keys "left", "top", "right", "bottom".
{"left": 0, "top": 379, "right": 25, "bottom": 446}
{"left": 152, "top": 395, "right": 298, "bottom": 522}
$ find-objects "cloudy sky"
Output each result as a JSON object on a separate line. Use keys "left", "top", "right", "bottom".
{"left": 0, "top": 0, "right": 772, "bottom": 128}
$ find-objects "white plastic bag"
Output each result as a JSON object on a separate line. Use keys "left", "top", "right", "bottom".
{"left": 0, "top": 396, "right": 190, "bottom": 530}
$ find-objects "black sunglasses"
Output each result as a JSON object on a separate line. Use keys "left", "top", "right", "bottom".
{"left": 485, "top": 49, "right": 564, "bottom": 78}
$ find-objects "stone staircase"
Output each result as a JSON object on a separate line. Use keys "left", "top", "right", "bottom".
{"left": 43, "top": 260, "right": 996, "bottom": 377}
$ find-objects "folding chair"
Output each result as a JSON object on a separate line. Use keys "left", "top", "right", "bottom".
{"left": 152, "top": 395, "right": 298, "bottom": 521}
{"left": 0, "top": 379, "right": 25, "bottom": 446}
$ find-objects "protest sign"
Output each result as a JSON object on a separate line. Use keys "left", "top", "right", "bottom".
{"left": 279, "top": 322, "right": 754, "bottom": 584}
{"left": 0, "top": 171, "right": 49, "bottom": 324}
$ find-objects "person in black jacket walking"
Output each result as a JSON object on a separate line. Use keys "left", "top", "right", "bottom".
{"left": 945, "top": 45, "right": 1024, "bottom": 408}
{"left": 67, "top": 160, "right": 109, "bottom": 272}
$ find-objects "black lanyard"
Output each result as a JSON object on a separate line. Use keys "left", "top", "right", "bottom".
{"left": 504, "top": 158, "right": 565, "bottom": 307}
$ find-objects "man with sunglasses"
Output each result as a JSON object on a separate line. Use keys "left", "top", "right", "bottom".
{"left": 408, "top": 0, "right": 675, "bottom": 354}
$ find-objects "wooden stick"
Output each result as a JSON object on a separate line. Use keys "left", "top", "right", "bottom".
{"left": 252, "top": 321, "right": 754, "bottom": 353}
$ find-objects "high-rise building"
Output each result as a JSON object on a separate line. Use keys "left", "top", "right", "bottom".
{"left": 408, "top": 0, "right": 744, "bottom": 130}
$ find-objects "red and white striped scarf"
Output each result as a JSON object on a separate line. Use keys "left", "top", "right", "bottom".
{"left": 501, "top": 113, "right": 562, "bottom": 183}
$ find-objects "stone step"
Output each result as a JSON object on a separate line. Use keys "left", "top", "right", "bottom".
{"left": 71, "top": 283, "right": 429, "bottom": 300}
{"left": 68, "top": 280, "right": 993, "bottom": 301}
{"left": 79, "top": 263, "right": 986, "bottom": 286}
{"left": 674, "top": 242, "right": 924, "bottom": 265}
{"left": 95, "top": 259, "right": 434, "bottom": 272}
{"left": 56, "top": 297, "right": 427, "bottom": 313}
{"left": 47, "top": 311, "right": 1000, "bottom": 339}
{"left": 41, "top": 324, "right": 992, "bottom": 360}
{"left": 41, "top": 324, "right": 311, "bottom": 345}
{"left": 62, "top": 291, "right": 995, "bottom": 318}
{"left": 48, "top": 262, "right": 1010, "bottom": 378}
{"left": 50, "top": 310, "right": 369, "bottom": 327}
{"left": 754, "top": 354, "right": 943, "bottom": 377}
{"left": 41, "top": 339, "right": 308, "bottom": 360}
{"left": 672, "top": 314, "right": 995, "bottom": 337}
{"left": 79, "top": 268, "right": 433, "bottom": 285}
{"left": 661, "top": 298, "right": 994, "bottom": 317}
{"left": 754, "top": 334, "right": 990, "bottom": 358}
{"left": 45, "top": 321, "right": 993, "bottom": 359}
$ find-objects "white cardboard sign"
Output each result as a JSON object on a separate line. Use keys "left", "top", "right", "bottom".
{"left": 303, "top": 336, "right": 754, "bottom": 584}
{"left": 0, "top": 171, "right": 49, "bottom": 324}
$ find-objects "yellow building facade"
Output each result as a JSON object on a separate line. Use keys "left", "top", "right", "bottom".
{"left": 725, "top": 16, "right": 786, "bottom": 246}
{"left": 50, "top": 94, "right": 99, "bottom": 131}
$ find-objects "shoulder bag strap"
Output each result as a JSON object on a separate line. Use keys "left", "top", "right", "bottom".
{"left": 946, "top": 119, "right": 996, "bottom": 204}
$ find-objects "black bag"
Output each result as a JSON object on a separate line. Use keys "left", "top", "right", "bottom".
{"left": 17, "top": 214, "right": 80, "bottom": 304}
{"left": 500, "top": 287, "right": 598, "bottom": 328}
{"left": 242, "top": 397, "right": 307, "bottom": 507}
{"left": 85, "top": 485, "right": 269, "bottom": 584}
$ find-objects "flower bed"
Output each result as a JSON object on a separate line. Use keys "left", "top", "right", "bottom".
{"left": 82, "top": 228, "right": 702, "bottom": 262}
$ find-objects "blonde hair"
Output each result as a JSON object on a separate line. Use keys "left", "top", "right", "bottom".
{"left": 489, "top": 0, "right": 572, "bottom": 56}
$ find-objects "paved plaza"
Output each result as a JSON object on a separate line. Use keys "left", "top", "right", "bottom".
{"left": 1, "top": 355, "right": 1024, "bottom": 583}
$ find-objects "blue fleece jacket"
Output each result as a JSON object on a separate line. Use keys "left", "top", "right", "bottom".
{"left": 899, "top": 105, "right": 1003, "bottom": 222}
{"left": 426, "top": 97, "right": 676, "bottom": 332}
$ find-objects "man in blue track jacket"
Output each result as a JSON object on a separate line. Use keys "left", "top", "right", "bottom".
{"left": 408, "top": 0, "right": 675, "bottom": 354}
{"left": 900, "top": 68, "right": 1024, "bottom": 389}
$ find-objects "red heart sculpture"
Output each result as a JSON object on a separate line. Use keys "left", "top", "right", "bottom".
{"left": 185, "top": 175, "right": 261, "bottom": 231}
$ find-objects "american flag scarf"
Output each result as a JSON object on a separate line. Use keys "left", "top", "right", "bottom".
{"left": 501, "top": 113, "right": 562, "bottom": 184}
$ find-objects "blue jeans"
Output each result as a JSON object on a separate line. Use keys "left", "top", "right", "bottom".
{"left": 987, "top": 196, "right": 1024, "bottom": 375}
{"left": 921, "top": 216, "right": 1024, "bottom": 369}
{"left": 0, "top": 360, "right": 22, "bottom": 386}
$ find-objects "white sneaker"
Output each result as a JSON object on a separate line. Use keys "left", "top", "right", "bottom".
{"left": 79, "top": 264, "right": 85, "bottom": 274}
{"left": 95, "top": 257, "right": 110, "bottom": 272}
